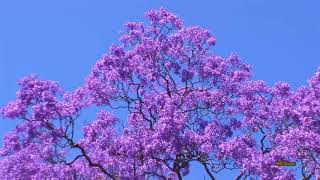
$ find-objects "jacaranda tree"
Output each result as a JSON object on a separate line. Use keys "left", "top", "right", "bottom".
{"left": 1, "top": 8, "right": 319, "bottom": 180}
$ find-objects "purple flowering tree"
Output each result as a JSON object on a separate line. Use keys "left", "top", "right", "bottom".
{"left": 1, "top": 8, "right": 319, "bottom": 180}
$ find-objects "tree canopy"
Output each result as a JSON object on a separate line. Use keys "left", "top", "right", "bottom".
{"left": 1, "top": 8, "right": 319, "bottom": 179}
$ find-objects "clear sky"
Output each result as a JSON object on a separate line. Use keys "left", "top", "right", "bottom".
{"left": 1, "top": 0, "right": 320, "bottom": 179}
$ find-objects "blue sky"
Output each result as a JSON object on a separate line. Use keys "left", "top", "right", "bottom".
{"left": 0, "top": 0, "right": 320, "bottom": 179}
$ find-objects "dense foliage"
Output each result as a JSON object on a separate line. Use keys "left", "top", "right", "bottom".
{"left": 1, "top": 8, "right": 319, "bottom": 179}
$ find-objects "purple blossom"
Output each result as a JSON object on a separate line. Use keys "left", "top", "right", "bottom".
{"left": 0, "top": 8, "right": 320, "bottom": 180}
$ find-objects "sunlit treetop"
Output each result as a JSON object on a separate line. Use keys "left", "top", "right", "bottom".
{"left": 1, "top": 8, "right": 320, "bottom": 180}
